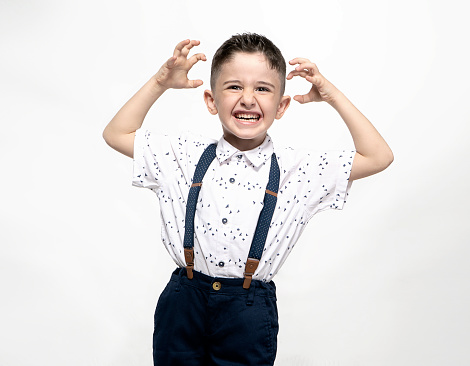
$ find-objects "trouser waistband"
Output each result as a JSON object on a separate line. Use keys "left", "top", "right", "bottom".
{"left": 170, "top": 267, "right": 276, "bottom": 297}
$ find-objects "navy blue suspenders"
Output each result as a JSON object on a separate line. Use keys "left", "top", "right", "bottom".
{"left": 183, "top": 143, "right": 280, "bottom": 289}
{"left": 183, "top": 144, "right": 218, "bottom": 281}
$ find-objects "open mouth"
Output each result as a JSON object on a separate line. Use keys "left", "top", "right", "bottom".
{"left": 233, "top": 112, "right": 261, "bottom": 122}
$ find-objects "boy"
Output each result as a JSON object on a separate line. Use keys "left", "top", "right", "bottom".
{"left": 103, "top": 33, "right": 393, "bottom": 366}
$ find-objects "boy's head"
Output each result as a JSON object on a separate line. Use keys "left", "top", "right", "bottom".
{"left": 204, "top": 33, "right": 291, "bottom": 151}
{"left": 210, "top": 33, "right": 286, "bottom": 95}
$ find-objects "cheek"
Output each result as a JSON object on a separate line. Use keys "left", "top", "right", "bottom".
{"left": 260, "top": 100, "right": 279, "bottom": 116}
{"left": 218, "top": 98, "right": 238, "bottom": 113}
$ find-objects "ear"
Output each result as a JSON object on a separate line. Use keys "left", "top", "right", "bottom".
{"left": 204, "top": 90, "right": 218, "bottom": 115}
{"left": 275, "top": 95, "right": 291, "bottom": 119}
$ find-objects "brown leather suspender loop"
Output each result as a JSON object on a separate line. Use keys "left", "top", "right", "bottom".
{"left": 184, "top": 248, "right": 195, "bottom": 279}
{"left": 265, "top": 189, "right": 278, "bottom": 197}
{"left": 243, "top": 258, "right": 260, "bottom": 289}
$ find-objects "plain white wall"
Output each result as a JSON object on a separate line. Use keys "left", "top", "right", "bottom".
{"left": 1, "top": 0, "right": 469, "bottom": 365}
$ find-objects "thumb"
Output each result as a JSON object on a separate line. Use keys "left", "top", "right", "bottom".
{"left": 166, "top": 56, "right": 177, "bottom": 67}
{"left": 294, "top": 95, "right": 308, "bottom": 104}
{"left": 188, "top": 79, "right": 203, "bottom": 88}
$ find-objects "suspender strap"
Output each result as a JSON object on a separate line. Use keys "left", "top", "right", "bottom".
{"left": 247, "top": 153, "right": 279, "bottom": 259}
{"left": 183, "top": 144, "right": 217, "bottom": 279}
{"left": 243, "top": 153, "right": 280, "bottom": 288}
{"left": 183, "top": 144, "right": 280, "bottom": 288}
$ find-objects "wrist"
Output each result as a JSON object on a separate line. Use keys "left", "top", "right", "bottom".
{"left": 148, "top": 76, "right": 169, "bottom": 98}
{"left": 326, "top": 89, "right": 346, "bottom": 108}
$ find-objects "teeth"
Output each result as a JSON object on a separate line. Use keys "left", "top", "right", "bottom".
{"left": 235, "top": 113, "right": 260, "bottom": 120}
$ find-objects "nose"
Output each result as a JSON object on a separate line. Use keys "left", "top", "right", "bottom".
{"left": 240, "top": 89, "right": 255, "bottom": 108}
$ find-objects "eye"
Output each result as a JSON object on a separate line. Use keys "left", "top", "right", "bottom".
{"left": 227, "top": 85, "right": 242, "bottom": 90}
{"left": 256, "top": 87, "right": 270, "bottom": 92}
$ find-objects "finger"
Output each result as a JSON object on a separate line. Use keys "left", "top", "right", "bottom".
{"left": 181, "top": 40, "right": 201, "bottom": 57}
{"left": 287, "top": 69, "right": 309, "bottom": 77}
{"left": 174, "top": 39, "right": 191, "bottom": 57}
{"left": 295, "top": 62, "right": 318, "bottom": 75}
{"left": 289, "top": 57, "right": 311, "bottom": 66}
{"left": 295, "top": 62, "right": 313, "bottom": 71}
{"left": 306, "top": 74, "right": 322, "bottom": 86}
{"left": 188, "top": 53, "right": 207, "bottom": 68}
{"left": 298, "top": 63, "right": 320, "bottom": 78}
{"left": 286, "top": 70, "right": 309, "bottom": 80}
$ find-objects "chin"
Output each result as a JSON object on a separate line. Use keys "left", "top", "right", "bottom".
{"left": 229, "top": 128, "right": 265, "bottom": 140}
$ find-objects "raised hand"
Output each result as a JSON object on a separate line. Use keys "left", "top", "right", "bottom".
{"left": 153, "top": 39, "right": 207, "bottom": 90}
{"left": 287, "top": 58, "right": 340, "bottom": 104}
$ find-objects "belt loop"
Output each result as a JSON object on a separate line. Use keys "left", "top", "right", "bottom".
{"left": 175, "top": 267, "right": 184, "bottom": 292}
{"left": 246, "top": 282, "right": 256, "bottom": 306}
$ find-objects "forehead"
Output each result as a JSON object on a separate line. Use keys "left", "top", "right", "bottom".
{"left": 217, "top": 52, "right": 281, "bottom": 86}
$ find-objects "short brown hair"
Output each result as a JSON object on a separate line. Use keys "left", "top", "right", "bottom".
{"left": 210, "top": 33, "right": 286, "bottom": 95}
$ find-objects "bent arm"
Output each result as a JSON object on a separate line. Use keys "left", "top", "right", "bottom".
{"left": 103, "top": 39, "right": 206, "bottom": 159}
{"left": 328, "top": 92, "right": 394, "bottom": 181}
{"left": 102, "top": 79, "right": 165, "bottom": 159}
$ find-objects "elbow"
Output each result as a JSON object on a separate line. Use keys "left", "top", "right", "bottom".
{"left": 384, "top": 148, "right": 394, "bottom": 168}
{"left": 350, "top": 148, "right": 393, "bottom": 181}
{"left": 102, "top": 126, "right": 120, "bottom": 152}
{"left": 101, "top": 126, "right": 135, "bottom": 159}
{"left": 386, "top": 147, "right": 394, "bottom": 167}
{"left": 102, "top": 125, "right": 112, "bottom": 144}
{"left": 102, "top": 125, "right": 119, "bottom": 149}
{"left": 377, "top": 148, "right": 394, "bottom": 172}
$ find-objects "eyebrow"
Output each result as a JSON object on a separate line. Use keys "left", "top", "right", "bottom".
{"left": 223, "top": 80, "right": 276, "bottom": 89}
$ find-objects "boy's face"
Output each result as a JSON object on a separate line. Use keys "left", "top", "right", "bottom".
{"left": 204, "top": 52, "right": 290, "bottom": 151}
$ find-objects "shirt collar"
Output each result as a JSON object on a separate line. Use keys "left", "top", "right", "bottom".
{"left": 216, "top": 134, "right": 275, "bottom": 168}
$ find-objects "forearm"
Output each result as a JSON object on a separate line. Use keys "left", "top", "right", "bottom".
{"left": 103, "top": 39, "right": 205, "bottom": 159}
{"left": 328, "top": 91, "right": 394, "bottom": 168}
{"left": 103, "top": 77, "right": 166, "bottom": 138}
{"left": 287, "top": 58, "right": 393, "bottom": 179}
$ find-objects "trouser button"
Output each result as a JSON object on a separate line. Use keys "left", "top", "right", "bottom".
{"left": 212, "top": 282, "right": 222, "bottom": 291}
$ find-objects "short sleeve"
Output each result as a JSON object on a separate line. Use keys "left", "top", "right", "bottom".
{"left": 132, "top": 128, "right": 172, "bottom": 190}
{"left": 313, "top": 150, "right": 355, "bottom": 214}
{"left": 279, "top": 149, "right": 355, "bottom": 220}
{"left": 132, "top": 128, "right": 217, "bottom": 191}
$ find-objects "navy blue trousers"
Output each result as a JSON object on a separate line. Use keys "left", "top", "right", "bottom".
{"left": 153, "top": 268, "right": 279, "bottom": 366}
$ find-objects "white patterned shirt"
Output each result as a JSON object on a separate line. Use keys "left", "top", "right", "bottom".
{"left": 132, "top": 129, "right": 355, "bottom": 282}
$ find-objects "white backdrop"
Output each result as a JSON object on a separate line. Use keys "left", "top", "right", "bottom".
{"left": 1, "top": 0, "right": 469, "bottom": 365}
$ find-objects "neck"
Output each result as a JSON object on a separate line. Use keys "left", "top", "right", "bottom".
{"left": 223, "top": 133, "right": 266, "bottom": 151}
